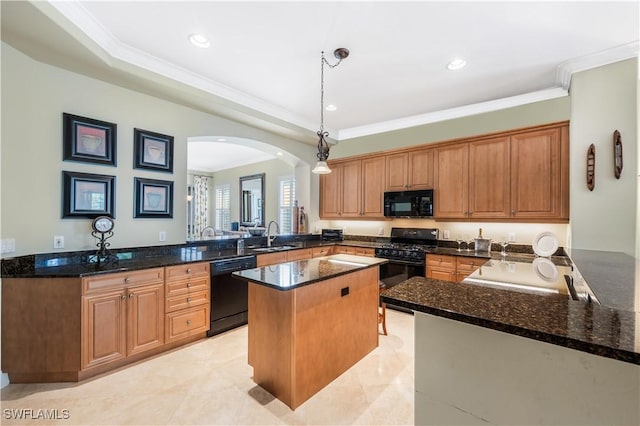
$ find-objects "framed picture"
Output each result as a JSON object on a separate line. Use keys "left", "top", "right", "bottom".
{"left": 63, "top": 113, "right": 117, "bottom": 166}
{"left": 134, "top": 177, "right": 174, "bottom": 218}
{"left": 133, "top": 128, "right": 174, "bottom": 173}
{"left": 62, "top": 171, "right": 116, "bottom": 218}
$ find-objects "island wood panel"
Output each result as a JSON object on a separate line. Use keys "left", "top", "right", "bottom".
{"left": 468, "top": 137, "right": 510, "bottom": 219}
{"left": 1, "top": 277, "right": 82, "bottom": 382}
{"left": 247, "top": 266, "right": 379, "bottom": 409}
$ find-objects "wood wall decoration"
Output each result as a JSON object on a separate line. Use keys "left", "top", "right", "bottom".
{"left": 613, "top": 130, "right": 623, "bottom": 179}
{"left": 586, "top": 144, "right": 595, "bottom": 191}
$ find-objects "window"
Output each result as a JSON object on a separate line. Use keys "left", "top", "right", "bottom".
{"left": 214, "top": 184, "right": 231, "bottom": 231}
{"left": 279, "top": 176, "right": 296, "bottom": 234}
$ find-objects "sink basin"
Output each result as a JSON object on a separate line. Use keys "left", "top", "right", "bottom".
{"left": 252, "top": 245, "right": 297, "bottom": 252}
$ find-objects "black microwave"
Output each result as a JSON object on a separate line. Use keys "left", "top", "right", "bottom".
{"left": 383, "top": 190, "right": 434, "bottom": 218}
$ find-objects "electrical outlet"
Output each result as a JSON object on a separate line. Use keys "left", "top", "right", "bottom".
{"left": 378, "top": 227, "right": 384, "bottom": 236}
{"left": 53, "top": 236, "right": 64, "bottom": 249}
{"left": 1, "top": 238, "right": 16, "bottom": 254}
{"left": 159, "top": 231, "right": 166, "bottom": 242}
{"left": 508, "top": 232, "right": 516, "bottom": 242}
{"left": 443, "top": 230, "right": 450, "bottom": 239}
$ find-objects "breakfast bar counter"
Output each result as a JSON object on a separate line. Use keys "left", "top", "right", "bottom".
{"left": 232, "top": 254, "right": 386, "bottom": 410}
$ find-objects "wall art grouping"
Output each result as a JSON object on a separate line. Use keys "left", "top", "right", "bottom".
{"left": 61, "top": 112, "right": 174, "bottom": 219}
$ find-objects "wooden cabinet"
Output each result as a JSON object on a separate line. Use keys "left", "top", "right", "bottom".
{"left": 334, "top": 245, "right": 375, "bottom": 257}
{"left": 320, "top": 157, "right": 385, "bottom": 219}
{"left": 164, "top": 263, "right": 210, "bottom": 343}
{"left": 256, "top": 248, "right": 313, "bottom": 267}
{"left": 426, "top": 254, "right": 485, "bottom": 283}
{"left": 434, "top": 122, "right": 569, "bottom": 222}
{"left": 311, "top": 246, "right": 333, "bottom": 257}
{"left": 81, "top": 268, "right": 165, "bottom": 370}
{"left": 386, "top": 149, "right": 433, "bottom": 191}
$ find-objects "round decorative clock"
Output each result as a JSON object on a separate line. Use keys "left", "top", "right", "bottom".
{"left": 87, "top": 216, "right": 117, "bottom": 265}
{"left": 92, "top": 216, "right": 114, "bottom": 234}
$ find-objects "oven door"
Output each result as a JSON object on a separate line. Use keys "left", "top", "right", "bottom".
{"left": 379, "top": 259, "right": 425, "bottom": 288}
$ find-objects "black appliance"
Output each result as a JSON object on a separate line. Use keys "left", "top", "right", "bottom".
{"left": 207, "top": 255, "right": 257, "bottom": 337}
{"left": 376, "top": 227, "right": 438, "bottom": 296}
{"left": 321, "top": 228, "right": 344, "bottom": 241}
{"left": 384, "top": 189, "right": 434, "bottom": 218}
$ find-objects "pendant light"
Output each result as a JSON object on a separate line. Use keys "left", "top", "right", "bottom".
{"left": 312, "top": 48, "right": 349, "bottom": 174}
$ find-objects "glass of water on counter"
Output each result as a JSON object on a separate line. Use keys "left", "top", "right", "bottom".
{"left": 456, "top": 236, "right": 465, "bottom": 252}
{"left": 499, "top": 238, "right": 509, "bottom": 256}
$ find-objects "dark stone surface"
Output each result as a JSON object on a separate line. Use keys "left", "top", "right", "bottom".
{"left": 381, "top": 276, "right": 639, "bottom": 365}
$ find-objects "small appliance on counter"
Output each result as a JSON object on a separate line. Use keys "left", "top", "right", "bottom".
{"left": 474, "top": 228, "right": 491, "bottom": 253}
{"left": 321, "top": 228, "right": 344, "bottom": 241}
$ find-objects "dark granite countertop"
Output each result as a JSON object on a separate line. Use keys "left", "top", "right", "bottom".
{"left": 382, "top": 276, "right": 639, "bottom": 365}
{"left": 232, "top": 254, "right": 387, "bottom": 291}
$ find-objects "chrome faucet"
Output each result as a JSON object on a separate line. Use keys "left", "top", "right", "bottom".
{"left": 266, "top": 220, "right": 280, "bottom": 247}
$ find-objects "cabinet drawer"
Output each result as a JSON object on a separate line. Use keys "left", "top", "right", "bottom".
{"left": 426, "top": 254, "right": 456, "bottom": 269}
{"left": 354, "top": 247, "right": 375, "bottom": 257}
{"left": 166, "top": 276, "right": 210, "bottom": 297}
{"left": 256, "top": 252, "right": 288, "bottom": 267}
{"left": 165, "top": 305, "right": 209, "bottom": 343}
{"left": 334, "top": 246, "right": 355, "bottom": 255}
{"left": 287, "top": 248, "right": 312, "bottom": 261}
{"left": 166, "top": 289, "right": 209, "bottom": 313}
{"left": 456, "top": 257, "right": 484, "bottom": 273}
{"left": 312, "top": 246, "right": 333, "bottom": 257}
{"left": 427, "top": 268, "right": 456, "bottom": 282}
{"left": 83, "top": 268, "right": 164, "bottom": 294}
{"left": 165, "top": 262, "right": 210, "bottom": 281}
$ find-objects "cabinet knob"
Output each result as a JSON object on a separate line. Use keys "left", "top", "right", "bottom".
{"left": 129, "top": 293, "right": 134, "bottom": 299}
{"left": 511, "top": 210, "right": 516, "bottom": 215}
{"left": 186, "top": 320, "right": 192, "bottom": 326}
{"left": 124, "top": 277, "right": 130, "bottom": 283}
{"left": 438, "top": 258, "right": 442, "bottom": 262}
{"left": 186, "top": 268, "right": 192, "bottom": 273}
{"left": 187, "top": 297, "right": 191, "bottom": 303}
{"left": 120, "top": 295, "right": 126, "bottom": 300}
{"left": 186, "top": 282, "right": 191, "bottom": 288}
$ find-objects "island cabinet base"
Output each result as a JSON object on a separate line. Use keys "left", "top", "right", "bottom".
{"left": 248, "top": 266, "right": 379, "bottom": 410}
{"left": 414, "top": 313, "right": 640, "bottom": 425}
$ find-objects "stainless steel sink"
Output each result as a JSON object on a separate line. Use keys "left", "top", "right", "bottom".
{"left": 251, "top": 245, "right": 297, "bottom": 252}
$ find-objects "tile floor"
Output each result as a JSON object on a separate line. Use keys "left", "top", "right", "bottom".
{"left": 1, "top": 310, "right": 414, "bottom": 425}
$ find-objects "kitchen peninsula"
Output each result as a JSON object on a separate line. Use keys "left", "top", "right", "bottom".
{"left": 232, "top": 254, "right": 387, "bottom": 410}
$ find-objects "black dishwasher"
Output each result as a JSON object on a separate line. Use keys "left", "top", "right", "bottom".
{"left": 207, "top": 255, "right": 257, "bottom": 337}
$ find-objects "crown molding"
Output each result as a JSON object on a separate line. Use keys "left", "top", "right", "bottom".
{"left": 556, "top": 41, "right": 639, "bottom": 90}
{"left": 337, "top": 88, "right": 569, "bottom": 141}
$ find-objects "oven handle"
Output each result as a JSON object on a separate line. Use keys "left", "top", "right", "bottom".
{"left": 375, "top": 256, "right": 425, "bottom": 266}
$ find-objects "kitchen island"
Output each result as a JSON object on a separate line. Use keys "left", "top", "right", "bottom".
{"left": 232, "top": 254, "right": 387, "bottom": 410}
{"left": 382, "top": 251, "right": 639, "bottom": 425}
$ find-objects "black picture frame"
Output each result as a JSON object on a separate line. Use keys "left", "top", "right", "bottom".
{"left": 63, "top": 113, "right": 117, "bottom": 166}
{"left": 134, "top": 177, "right": 174, "bottom": 218}
{"left": 133, "top": 128, "right": 174, "bottom": 173}
{"left": 62, "top": 171, "right": 116, "bottom": 218}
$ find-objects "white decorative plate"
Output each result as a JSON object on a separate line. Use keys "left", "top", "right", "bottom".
{"left": 532, "top": 231, "right": 559, "bottom": 257}
{"left": 532, "top": 257, "right": 558, "bottom": 282}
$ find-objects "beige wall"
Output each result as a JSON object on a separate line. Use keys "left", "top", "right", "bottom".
{"left": 569, "top": 59, "right": 638, "bottom": 256}
{"left": 0, "top": 42, "right": 317, "bottom": 256}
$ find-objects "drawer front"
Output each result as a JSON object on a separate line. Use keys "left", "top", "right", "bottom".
{"left": 312, "top": 246, "right": 333, "bottom": 257}
{"left": 334, "top": 246, "right": 355, "bottom": 255}
{"left": 166, "top": 305, "right": 209, "bottom": 342}
{"left": 354, "top": 247, "right": 375, "bottom": 257}
{"left": 426, "top": 254, "right": 456, "bottom": 269}
{"left": 256, "top": 252, "right": 288, "bottom": 267}
{"left": 165, "top": 262, "right": 210, "bottom": 281}
{"left": 287, "top": 248, "right": 312, "bottom": 261}
{"left": 83, "top": 268, "right": 164, "bottom": 294}
{"left": 427, "top": 268, "right": 456, "bottom": 282}
{"left": 456, "top": 257, "right": 484, "bottom": 273}
{"left": 165, "top": 276, "right": 210, "bottom": 297}
{"left": 166, "top": 289, "right": 209, "bottom": 313}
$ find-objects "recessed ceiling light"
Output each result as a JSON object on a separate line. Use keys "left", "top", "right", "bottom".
{"left": 189, "top": 33, "right": 210, "bottom": 48}
{"left": 447, "top": 58, "right": 467, "bottom": 71}
{"left": 325, "top": 104, "right": 337, "bottom": 111}
{"left": 217, "top": 138, "right": 226, "bottom": 142}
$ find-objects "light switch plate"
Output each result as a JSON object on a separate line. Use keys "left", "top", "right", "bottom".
{"left": 159, "top": 231, "right": 166, "bottom": 242}
{"left": 508, "top": 232, "right": 516, "bottom": 242}
{"left": 443, "top": 230, "right": 450, "bottom": 239}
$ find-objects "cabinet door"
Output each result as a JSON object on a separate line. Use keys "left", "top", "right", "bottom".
{"left": 386, "top": 153, "right": 409, "bottom": 191}
{"left": 510, "top": 127, "right": 566, "bottom": 220}
{"left": 319, "top": 164, "right": 342, "bottom": 218}
{"left": 361, "top": 156, "right": 386, "bottom": 217}
{"left": 427, "top": 268, "right": 455, "bottom": 282}
{"left": 340, "top": 161, "right": 362, "bottom": 217}
{"left": 127, "top": 283, "right": 165, "bottom": 356}
{"left": 433, "top": 144, "right": 469, "bottom": 219}
{"left": 468, "top": 137, "right": 510, "bottom": 219}
{"left": 82, "top": 290, "right": 127, "bottom": 370}
{"left": 408, "top": 149, "right": 434, "bottom": 189}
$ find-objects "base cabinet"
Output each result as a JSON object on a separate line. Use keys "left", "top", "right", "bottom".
{"left": 164, "top": 263, "right": 211, "bottom": 343}
{"left": 426, "top": 254, "right": 484, "bottom": 283}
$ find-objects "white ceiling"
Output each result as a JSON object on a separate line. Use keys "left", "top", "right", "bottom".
{"left": 2, "top": 1, "right": 638, "bottom": 171}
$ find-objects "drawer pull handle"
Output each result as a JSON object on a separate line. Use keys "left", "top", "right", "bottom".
{"left": 186, "top": 320, "right": 192, "bottom": 325}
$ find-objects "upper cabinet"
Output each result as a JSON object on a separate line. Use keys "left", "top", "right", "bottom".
{"left": 386, "top": 149, "right": 433, "bottom": 191}
{"left": 320, "top": 121, "right": 569, "bottom": 223}
{"left": 320, "top": 156, "right": 386, "bottom": 219}
{"left": 433, "top": 122, "right": 569, "bottom": 222}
